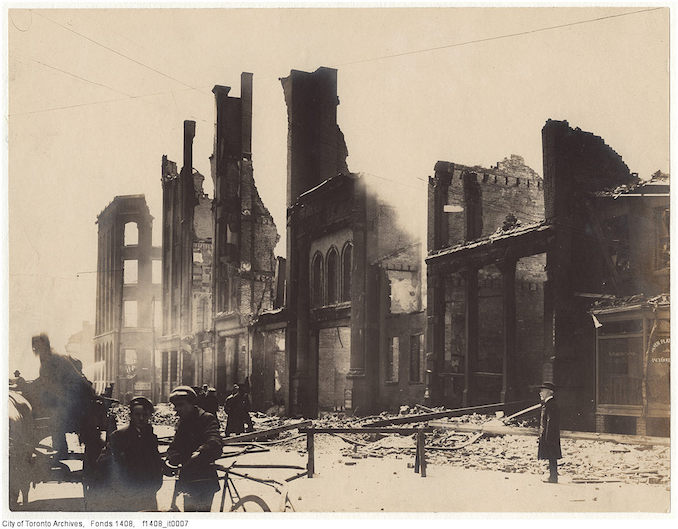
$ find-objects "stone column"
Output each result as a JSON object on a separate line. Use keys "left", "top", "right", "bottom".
{"left": 499, "top": 259, "right": 518, "bottom": 402}
{"left": 347, "top": 179, "right": 368, "bottom": 413}
{"left": 462, "top": 267, "right": 478, "bottom": 406}
{"left": 426, "top": 165, "right": 453, "bottom": 406}
{"left": 426, "top": 272, "right": 446, "bottom": 406}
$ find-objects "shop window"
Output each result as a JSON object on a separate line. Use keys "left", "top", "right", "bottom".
{"left": 342, "top": 243, "right": 353, "bottom": 301}
{"left": 312, "top": 253, "right": 324, "bottom": 307}
{"left": 598, "top": 336, "right": 643, "bottom": 405}
{"left": 386, "top": 337, "right": 399, "bottom": 382}
{"left": 656, "top": 207, "right": 670, "bottom": 270}
{"left": 327, "top": 247, "right": 339, "bottom": 305}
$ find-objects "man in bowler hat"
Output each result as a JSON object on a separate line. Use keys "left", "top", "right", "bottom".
{"left": 538, "top": 382, "right": 562, "bottom": 483}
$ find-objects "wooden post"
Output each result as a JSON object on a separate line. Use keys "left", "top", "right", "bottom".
{"left": 419, "top": 431, "right": 427, "bottom": 478}
{"left": 414, "top": 434, "right": 420, "bottom": 474}
{"left": 306, "top": 430, "right": 315, "bottom": 478}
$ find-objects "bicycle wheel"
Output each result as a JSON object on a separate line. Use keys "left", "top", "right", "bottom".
{"left": 230, "top": 495, "right": 271, "bottom": 512}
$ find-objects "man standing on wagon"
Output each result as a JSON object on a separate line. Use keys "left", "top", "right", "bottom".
{"left": 166, "top": 386, "right": 223, "bottom": 511}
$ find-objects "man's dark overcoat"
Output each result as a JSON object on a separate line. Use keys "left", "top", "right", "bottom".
{"left": 538, "top": 397, "right": 562, "bottom": 460}
{"left": 166, "top": 408, "right": 223, "bottom": 497}
{"left": 224, "top": 393, "right": 253, "bottom": 435}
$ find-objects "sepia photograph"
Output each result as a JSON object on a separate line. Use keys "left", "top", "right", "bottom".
{"left": 2, "top": 2, "right": 672, "bottom": 518}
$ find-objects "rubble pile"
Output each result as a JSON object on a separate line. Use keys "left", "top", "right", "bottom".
{"left": 343, "top": 431, "right": 670, "bottom": 486}
{"left": 118, "top": 404, "right": 668, "bottom": 485}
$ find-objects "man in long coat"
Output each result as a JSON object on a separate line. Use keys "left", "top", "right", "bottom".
{"left": 538, "top": 381, "right": 562, "bottom": 483}
{"left": 95, "top": 397, "right": 163, "bottom": 511}
{"left": 166, "top": 386, "right": 223, "bottom": 511}
{"left": 224, "top": 384, "right": 253, "bottom": 436}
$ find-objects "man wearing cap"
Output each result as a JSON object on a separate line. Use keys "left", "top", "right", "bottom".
{"left": 538, "top": 382, "right": 562, "bottom": 483}
{"left": 98, "top": 396, "right": 163, "bottom": 511}
{"left": 166, "top": 386, "right": 223, "bottom": 511}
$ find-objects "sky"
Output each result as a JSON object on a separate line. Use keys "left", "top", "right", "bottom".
{"left": 5, "top": 6, "right": 670, "bottom": 378}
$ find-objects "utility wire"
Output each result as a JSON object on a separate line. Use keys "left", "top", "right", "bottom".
{"left": 332, "top": 7, "right": 664, "bottom": 67}
{"left": 8, "top": 89, "right": 193, "bottom": 117}
{"left": 33, "top": 10, "right": 209, "bottom": 95}
{"left": 11, "top": 54, "right": 134, "bottom": 97}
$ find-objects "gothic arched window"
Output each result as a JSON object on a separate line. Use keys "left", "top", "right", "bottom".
{"left": 341, "top": 242, "right": 353, "bottom": 302}
{"left": 327, "top": 247, "right": 339, "bottom": 305}
{"left": 312, "top": 253, "right": 324, "bottom": 307}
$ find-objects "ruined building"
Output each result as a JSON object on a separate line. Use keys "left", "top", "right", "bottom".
{"left": 211, "top": 74, "right": 280, "bottom": 402}
{"left": 279, "top": 67, "right": 424, "bottom": 417}
{"left": 93, "top": 195, "right": 161, "bottom": 400}
{"left": 426, "top": 121, "right": 669, "bottom": 435}
{"left": 157, "top": 121, "right": 214, "bottom": 401}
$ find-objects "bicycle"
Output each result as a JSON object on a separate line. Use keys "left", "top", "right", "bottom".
{"left": 165, "top": 460, "right": 296, "bottom": 512}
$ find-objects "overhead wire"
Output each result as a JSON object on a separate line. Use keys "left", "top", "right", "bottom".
{"left": 10, "top": 54, "right": 134, "bottom": 97}
{"left": 332, "top": 7, "right": 664, "bottom": 67}
{"left": 32, "top": 10, "right": 209, "bottom": 95}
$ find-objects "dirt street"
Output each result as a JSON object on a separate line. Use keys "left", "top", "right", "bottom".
{"left": 15, "top": 424, "right": 671, "bottom": 513}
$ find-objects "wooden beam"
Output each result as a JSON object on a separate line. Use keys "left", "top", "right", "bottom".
{"left": 222, "top": 420, "right": 312, "bottom": 444}
{"left": 504, "top": 403, "right": 541, "bottom": 422}
{"left": 300, "top": 427, "right": 434, "bottom": 434}
{"left": 364, "top": 401, "right": 529, "bottom": 426}
{"left": 430, "top": 421, "right": 670, "bottom": 446}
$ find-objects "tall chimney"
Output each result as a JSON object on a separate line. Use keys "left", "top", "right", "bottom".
{"left": 183, "top": 120, "right": 196, "bottom": 177}
{"left": 241, "top": 73, "right": 253, "bottom": 160}
{"left": 281, "top": 67, "right": 347, "bottom": 208}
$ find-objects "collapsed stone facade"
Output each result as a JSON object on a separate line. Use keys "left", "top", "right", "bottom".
{"left": 211, "top": 74, "right": 280, "bottom": 403}
{"left": 157, "top": 121, "right": 214, "bottom": 401}
{"left": 427, "top": 120, "right": 670, "bottom": 434}
{"left": 279, "top": 67, "right": 425, "bottom": 417}
{"left": 93, "top": 195, "right": 161, "bottom": 400}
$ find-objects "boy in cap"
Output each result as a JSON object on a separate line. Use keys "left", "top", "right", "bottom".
{"left": 538, "top": 382, "right": 562, "bottom": 483}
{"left": 166, "top": 386, "right": 223, "bottom": 511}
{"left": 97, "top": 396, "right": 163, "bottom": 511}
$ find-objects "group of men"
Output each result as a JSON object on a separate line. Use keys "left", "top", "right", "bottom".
{"left": 25, "top": 333, "right": 257, "bottom": 512}
{"left": 21, "top": 332, "right": 563, "bottom": 512}
{"left": 94, "top": 382, "right": 256, "bottom": 512}
{"left": 95, "top": 386, "right": 224, "bottom": 511}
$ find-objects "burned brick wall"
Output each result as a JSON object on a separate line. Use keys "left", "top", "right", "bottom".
{"left": 280, "top": 67, "right": 349, "bottom": 207}
{"left": 442, "top": 158, "right": 544, "bottom": 247}
{"left": 430, "top": 156, "right": 547, "bottom": 405}
{"left": 210, "top": 73, "right": 280, "bottom": 402}
{"left": 542, "top": 119, "right": 639, "bottom": 430}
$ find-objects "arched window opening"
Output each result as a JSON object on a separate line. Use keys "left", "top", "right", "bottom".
{"left": 327, "top": 247, "right": 339, "bottom": 305}
{"left": 342, "top": 243, "right": 353, "bottom": 301}
{"left": 124, "top": 222, "right": 138, "bottom": 246}
{"left": 312, "top": 253, "right": 324, "bottom": 307}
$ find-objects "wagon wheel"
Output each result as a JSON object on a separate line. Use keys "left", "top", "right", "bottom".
{"left": 230, "top": 495, "right": 271, "bottom": 512}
